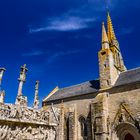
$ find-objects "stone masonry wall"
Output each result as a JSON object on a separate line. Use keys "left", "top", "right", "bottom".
{"left": 109, "top": 88, "right": 140, "bottom": 125}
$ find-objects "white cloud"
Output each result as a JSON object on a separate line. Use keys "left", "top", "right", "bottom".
{"left": 29, "top": 0, "right": 120, "bottom": 34}
{"left": 29, "top": 16, "right": 96, "bottom": 33}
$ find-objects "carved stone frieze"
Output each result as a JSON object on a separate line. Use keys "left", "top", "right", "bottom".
{"left": 0, "top": 103, "right": 60, "bottom": 140}
{"left": 0, "top": 124, "right": 57, "bottom": 140}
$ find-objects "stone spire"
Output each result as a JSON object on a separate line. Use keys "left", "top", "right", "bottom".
{"left": 107, "top": 12, "right": 117, "bottom": 43}
{"left": 107, "top": 12, "right": 127, "bottom": 72}
{"left": 102, "top": 22, "right": 109, "bottom": 49}
{"left": 33, "top": 80, "right": 40, "bottom": 109}
{"left": 17, "top": 64, "right": 28, "bottom": 96}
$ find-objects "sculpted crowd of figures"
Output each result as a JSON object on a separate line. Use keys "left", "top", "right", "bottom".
{"left": 0, "top": 125, "right": 56, "bottom": 140}
{"left": 0, "top": 104, "right": 49, "bottom": 123}
{"left": 0, "top": 103, "right": 59, "bottom": 140}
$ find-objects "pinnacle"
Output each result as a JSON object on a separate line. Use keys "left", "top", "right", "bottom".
{"left": 107, "top": 12, "right": 117, "bottom": 42}
{"left": 102, "top": 22, "right": 109, "bottom": 43}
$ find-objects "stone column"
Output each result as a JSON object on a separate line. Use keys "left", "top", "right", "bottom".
{"left": 17, "top": 64, "right": 28, "bottom": 96}
{"left": 0, "top": 90, "right": 5, "bottom": 104}
{"left": 15, "top": 64, "right": 28, "bottom": 105}
{"left": 91, "top": 92, "right": 109, "bottom": 140}
{"left": 17, "top": 81, "right": 24, "bottom": 96}
{"left": 0, "top": 68, "right": 6, "bottom": 86}
{"left": 33, "top": 81, "right": 40, "bottom": 109}
{"left": 0, "top": 68, "right": 6, "bottom": 104}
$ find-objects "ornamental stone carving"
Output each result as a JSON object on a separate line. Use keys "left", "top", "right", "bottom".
{"left": 0, "top": 65, "right": 60, "bottom": 140}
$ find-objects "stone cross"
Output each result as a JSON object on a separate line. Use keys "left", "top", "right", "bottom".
{"left": 17, "top": 64, "right": 28, "bottom": 96}
{"left": 33, "top": 81, "right": 39, "bottom": 109}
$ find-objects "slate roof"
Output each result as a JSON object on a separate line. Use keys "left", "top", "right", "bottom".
{"left": 44, "top": 80, "right": 100, "bottom": 102}
{"left": 115, "top": 67, "right": 140, "bottom": 86}
{"left": 44, "top": 67, "right": 140, "bottom": 102}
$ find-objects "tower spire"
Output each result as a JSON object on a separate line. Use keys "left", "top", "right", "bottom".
{"left": 107, "top": 12, "right": 117, "bottom": 43}
{"left": 102, "top": 22, "right": 109, "bottom": 43}
{"left": 98, "top": 12, "right": 127, "bottom": 89}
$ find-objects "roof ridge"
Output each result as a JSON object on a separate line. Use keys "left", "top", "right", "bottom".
{"left": 120, "top": 67, "right": 140, "bottom": 74}
{"left": 60, "top": 79, "right": 99, "bottom": 91}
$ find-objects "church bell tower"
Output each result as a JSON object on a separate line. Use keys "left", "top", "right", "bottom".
{"left": 98, "top": 13, "right": 127, "bottom": 89}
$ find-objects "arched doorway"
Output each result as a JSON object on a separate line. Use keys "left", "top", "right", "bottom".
{"left": 124, "top": 133, "right": 134, "bottom": 140}
{"left": 114, "top": 123, "right": 140, "bottom": 140}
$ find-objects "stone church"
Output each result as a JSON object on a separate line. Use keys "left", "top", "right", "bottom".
{"left": 42, "top": 13, "right": 140, "bottom": 140}
{"left": 0, "top": 13, "right": 140, "bottom": 140}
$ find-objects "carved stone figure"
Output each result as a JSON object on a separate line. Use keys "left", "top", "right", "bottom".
{"left": 0, "top": 102, "right": 59, "bottom": 140}
{"left": 0, "top": 90, "right": 5, "bottom": 104}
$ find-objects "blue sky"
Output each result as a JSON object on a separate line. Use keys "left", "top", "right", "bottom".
{"left": 0, "top": 0, "right": 140, "bottom": 106}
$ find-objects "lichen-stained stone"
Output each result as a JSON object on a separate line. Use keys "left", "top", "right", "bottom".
{"left": 0, "top": 103, "right": 59, "bottom": 140}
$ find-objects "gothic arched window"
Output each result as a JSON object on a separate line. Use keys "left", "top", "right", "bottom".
{"left": 79, "top": 116, "right": 88, "bottom": 139}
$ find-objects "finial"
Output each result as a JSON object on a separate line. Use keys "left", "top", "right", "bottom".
{"left": 107, "top": 12, "right": 117, "bottom": 43}
{"left": 102, "top": 22, "right": 109, "bottom": 44}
